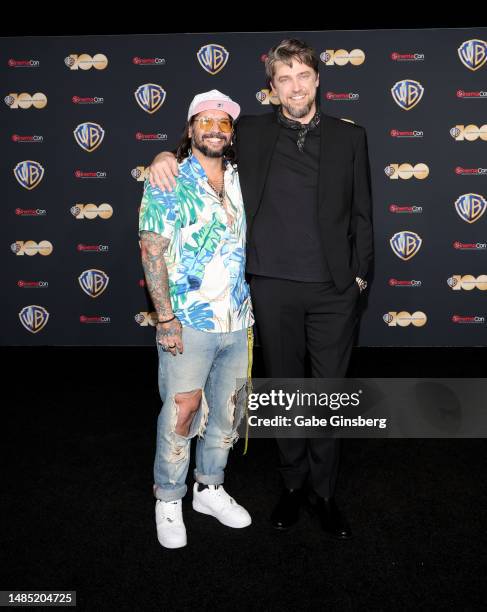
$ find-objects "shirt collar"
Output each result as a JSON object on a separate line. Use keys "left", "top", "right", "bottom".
{"left": 186, "top": 151, "right": 235, "bottom": 182}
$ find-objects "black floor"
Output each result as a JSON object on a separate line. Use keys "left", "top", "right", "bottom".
{"left": 2, "top": 347, "right": 487, "bottom": 610}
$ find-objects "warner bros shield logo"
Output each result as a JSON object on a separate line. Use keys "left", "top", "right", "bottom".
{"left": 134, "top": 84, "right": 166, "bottom": 114}
{"left": 197, "top": 44, "right": 229, "bottom": 75}
{"left": 457, "top": 39, "right": 487, "bottom": 71}
{"left": 14, "top": 160, "right": 45, "bottom": 190}
{"left": 73, "top": 122, "right": 105, "bottom": 152}
{"left": 78, "top": 269, "right": 109, "bottom": 297}
{"left": 455, "top": 194, "right": 487, "bottom": 223}
{"left": 390, "top": 231, "right": 422, "bottom": 261}
{"left": 19, "top": 305, "right": 49, "bottom": 333}
{"left": 391, "top": 79, "right": 424, "bottom": 110}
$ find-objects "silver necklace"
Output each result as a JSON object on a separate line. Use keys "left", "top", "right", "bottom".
{"left": 208, "top": 175, "right": 235, "bottom": 228}
{"left": 207, "top": 176, "right": 225, "bottom": 202}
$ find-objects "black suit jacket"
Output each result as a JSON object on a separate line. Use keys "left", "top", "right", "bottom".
{"left": 233, "top": 110, "right": 374, "bottom": 293}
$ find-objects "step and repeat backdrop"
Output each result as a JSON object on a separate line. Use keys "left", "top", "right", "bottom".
{"left": 2, "top": 28, "right": 486, "bottom": 346}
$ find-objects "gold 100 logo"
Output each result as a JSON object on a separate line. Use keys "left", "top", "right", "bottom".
{"left": 11, "top": 240, "right": 53, "bottom": 255}
{"left": 450, "top": 125, "right": 487, "bottom": 141}
{"left": 448, "top": 275, "right": 487, "bottom": 290}
{"left": 383, "top": 312, "right": 427, "bottom": 326}
{"left": 65, "top": 54, "right": 108, "bottom": 70}
{"left": 320, "top": 49, "right": 365, "bottom": 65}
{"left": 135, "top": 311, "right": 158, "bottom": 326}
{"left": 5, "top": 93, "right": 47, "bottom": 108}
{"left": 385, "top": 163, "right": 429, "bottom": 179}
{"left": 70, "top": 203, "right": 113, "bottom": 219}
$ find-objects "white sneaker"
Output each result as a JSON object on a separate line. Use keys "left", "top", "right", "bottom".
{"left": 155, "top": 499, "right": 187, "bottom": 549}
{"left": 192, "top": 483, "right": 252, "bottom": 528}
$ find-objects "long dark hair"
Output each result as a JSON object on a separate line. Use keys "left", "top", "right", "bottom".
{"left": 173, "top": 117, "right": 237, "bottom": 163}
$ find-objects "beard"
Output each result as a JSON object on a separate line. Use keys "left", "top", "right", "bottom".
{"left": 191, "top": 132, "right": 231, "bottom": 158}
{"left": 281, "top": 95, "right": 315, "bottom": 119}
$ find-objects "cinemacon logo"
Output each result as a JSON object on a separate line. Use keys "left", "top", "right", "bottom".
{"left": 76, "top": 244, "right": 109, "bottom": 252}
{"left": 453, "top": 241, "right": 487, "bottom": 250}
{"left": 388, "top": 279, "right": 422, "bottom": 287}
{"left": 8, "top": 59, "right": 40, "bottom": 67}
{"left": 72, "top": 96, "right": 104, "bottom": 104}
{"left": 132, "top": 57, "right": 166, "bottom": 65}
{"left": 74, "top": 170, "right": 107, "bottom": 178}
{"left": 80, "top": 315, "right": 111, "bottom": 323}
{"left": 390, "top": 130, "right": 424, "bottom": 137}
{"left": 456, "top": 90, "right": 487, "bottom": 97}
{"left": 390, "top": 52, "right": 425, "bottom": 61}
{"left": 15, "top": 208, "right": 46, "bottom": 215}
{"left": 12, "top": 134, "right": 43, "bottom": 142}
{"left": 455, "top": 166, "right": 487, "bottom": 175}
{"left": 452, "top": 315, "right": 485, "bottom": 324}
{"left": 17, "top": 280, "right": 48, "bottom": 287}
{"left": 389, "top": 204, "right": 423, "bottom": 213}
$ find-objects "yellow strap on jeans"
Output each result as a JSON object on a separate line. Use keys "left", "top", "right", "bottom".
{"left": 243, "top": 325, "right": 254, "bottom": 455}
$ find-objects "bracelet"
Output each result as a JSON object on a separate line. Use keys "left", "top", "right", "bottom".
{"left": 157, "top": 314, "right": 176, "bottom": 324}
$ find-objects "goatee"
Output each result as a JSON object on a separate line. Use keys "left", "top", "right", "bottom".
{"left": 282, "top": 99, "right": 314, "bottom": 119}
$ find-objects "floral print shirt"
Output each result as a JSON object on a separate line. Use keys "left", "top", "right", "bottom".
{"left": 138, "top": 153, "right": 254, "bottom": 333}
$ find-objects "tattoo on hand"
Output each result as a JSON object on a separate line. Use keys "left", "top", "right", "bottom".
{"left": 156, "top": 317, "right": 182, "bottom": 347}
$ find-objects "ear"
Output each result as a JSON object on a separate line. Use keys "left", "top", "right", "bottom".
{"left": 315, "top": 71, "right": 320, "bottom": 88}
{"left": 270, "top": 78, "right": 277, "bottom": 95}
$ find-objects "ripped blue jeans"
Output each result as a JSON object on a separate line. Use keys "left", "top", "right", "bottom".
{"left": 153, "top": 325, "right": 250, "bottom": 502}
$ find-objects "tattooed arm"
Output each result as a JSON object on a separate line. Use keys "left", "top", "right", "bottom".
{"left": 139, "top": 230, "right": 183, "bottom": 356}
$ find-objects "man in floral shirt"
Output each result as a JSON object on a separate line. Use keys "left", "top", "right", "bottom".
{"left": 138, "top": 90, "right": 254, "bottom": 549}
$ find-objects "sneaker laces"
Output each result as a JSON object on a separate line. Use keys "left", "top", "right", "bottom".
{"left": 158, "top": 500, "right": 181, "bottom": 523}
{"left": 206, "top": 485, "right": 237, "bottom": 510}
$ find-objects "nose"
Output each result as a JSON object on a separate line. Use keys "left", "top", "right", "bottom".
{"left": 291, "top": 79, "right": 303, "bottom": 93}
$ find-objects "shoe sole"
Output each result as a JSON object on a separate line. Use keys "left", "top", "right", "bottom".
{"left": 192, "top": 499, "right": 251, "bottom": 528}
{"left": 157, "top": 535, "right": 187, "bottom": 549}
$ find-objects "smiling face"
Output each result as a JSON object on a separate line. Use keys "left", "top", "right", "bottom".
{"left": 188, "top": 109, "right": 233, "bottom": 159}
{"left": 270, "top": 59, "right": 319, "bottom": 122}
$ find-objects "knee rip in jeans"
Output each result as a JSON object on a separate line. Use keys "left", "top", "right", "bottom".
{"left": 221, "top": 382, "right": 247, "bottom": 449}
{"left": 168, "top": 389, "right": 209, "bottom": 462}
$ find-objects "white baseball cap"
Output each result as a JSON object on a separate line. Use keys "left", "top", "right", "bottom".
{"left": 187, "top": 89, "right": 241, "bottom": 122}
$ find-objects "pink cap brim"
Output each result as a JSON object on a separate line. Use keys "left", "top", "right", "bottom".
{"left": 191, "top": 99, "right": 240, "bottom": 121}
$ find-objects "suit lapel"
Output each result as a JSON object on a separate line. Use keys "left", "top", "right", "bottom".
{"left": 251, "top": 114, "right": 280, "bottom": 216}
{"left": 318, "top": 112, "right": 331, "bottom": 209}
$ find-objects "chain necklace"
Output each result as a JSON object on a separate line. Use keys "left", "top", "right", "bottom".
{"left": 207, "top": 175, "right": 225, "bottom": 202}
{"left": 207, "top": 173, "right": 235, "bottom": 229}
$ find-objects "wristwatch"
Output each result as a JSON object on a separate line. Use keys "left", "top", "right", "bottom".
{"left": 355, "top": 277, "right": 367, "bottom": 292}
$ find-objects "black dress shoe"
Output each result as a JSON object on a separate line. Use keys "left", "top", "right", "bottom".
{"left": 270, "top": 488, "right": 304, "bottom": 530}
{"left": 309, "top": 496, "right": 352, "bottom": 539}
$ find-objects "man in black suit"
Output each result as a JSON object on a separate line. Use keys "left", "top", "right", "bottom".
{"left": 148, "top": 39, "right": 374, "bottom": 539}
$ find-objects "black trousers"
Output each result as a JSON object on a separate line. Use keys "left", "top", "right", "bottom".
{"left": 249, "top": 275, "right": 360, "bottom": 499}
